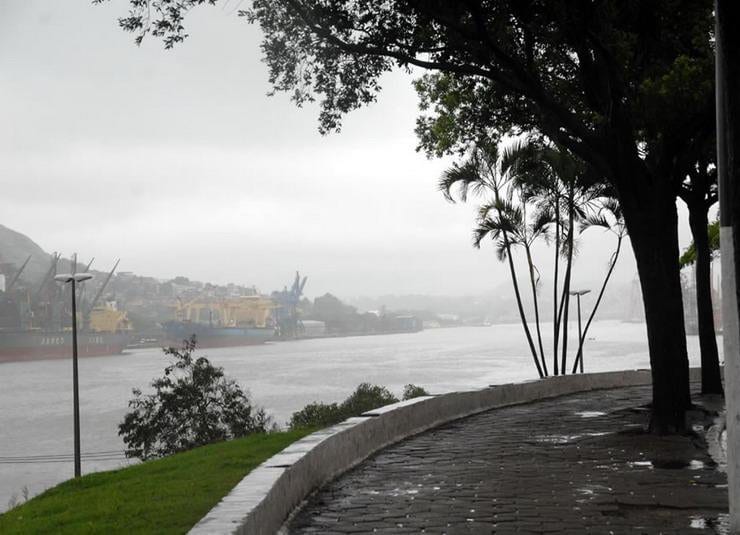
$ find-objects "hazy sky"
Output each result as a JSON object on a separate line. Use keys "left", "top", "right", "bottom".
{"left": 0, "top": 1, "right": 698, "bottom": 299}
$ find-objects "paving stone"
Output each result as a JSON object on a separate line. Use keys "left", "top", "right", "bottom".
{"left": 287, "top": 384, "right": 728, "bottom": 534}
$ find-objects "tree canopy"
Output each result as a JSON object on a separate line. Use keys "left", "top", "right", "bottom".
{"left": 106, "top": 0, "right": 714, "bottom": 183}
{"left": 102, "top": 0, "right": 716, "bottom": 429}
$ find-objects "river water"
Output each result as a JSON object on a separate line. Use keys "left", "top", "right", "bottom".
{"left": 0, "top": 320, "right": 712, "bottom": 510}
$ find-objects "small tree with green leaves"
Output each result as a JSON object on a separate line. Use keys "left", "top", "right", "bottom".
{"left": 289, "top": 383, "right": 428, "bottom": 430}
{"left": 119, "top": 337, "right": 272, "bottom": 460}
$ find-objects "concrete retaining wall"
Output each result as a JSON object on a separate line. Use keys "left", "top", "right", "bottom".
{"left": 189, "top": 368, "right": 701, "bottom": 534}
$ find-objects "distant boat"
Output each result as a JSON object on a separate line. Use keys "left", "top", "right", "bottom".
{"left": 162, "top": 321, "right": 274, "bottom": 348}
{"left": 0, "top": 258, "right": 132, "bottom": 363}
{"left": 163, "top": 294, "right": 276, "bottom": 348}
{"left": 0, "top": 330, "right": 129, "bottom": 363}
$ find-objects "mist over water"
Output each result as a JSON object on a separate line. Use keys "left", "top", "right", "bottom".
{"left": 0, "top": 320, "right": 712, "bottom": 510}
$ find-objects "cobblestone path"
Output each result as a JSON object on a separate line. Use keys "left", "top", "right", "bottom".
{"left": 287, "top": 385, "right": 728, "bottom": 534}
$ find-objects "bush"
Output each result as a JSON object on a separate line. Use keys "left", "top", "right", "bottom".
{"left": 402, "top": 384, "right": 429, "bottom": 400}
{"left": 287, "top": 402, "right": 344, "bottom": 429}
{"left": 119, "top": 337, "right": 272, "bottom": 460}
{"left": 289, "top": 382, "right": 429, "bottom": 430}
{"left": 341, "top": 383, "right": 398, "bottom": 415}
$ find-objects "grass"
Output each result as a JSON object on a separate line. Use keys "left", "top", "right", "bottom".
{"left": 0, "top": 429, "right": 312, "bottom": 534}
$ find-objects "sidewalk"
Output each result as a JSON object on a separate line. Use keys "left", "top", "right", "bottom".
{"left": 287, "top": 384, "right": 728, "bottom": 534}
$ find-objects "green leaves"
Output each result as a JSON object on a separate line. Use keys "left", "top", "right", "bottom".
{"left": 289, "top": 383, "right": 428, "bottom": 430}
{"left": 118, "top": 336, "right": 272, "bottom": 460}
{"left": 679, "top": 219, "right": 719, "bottom": 267}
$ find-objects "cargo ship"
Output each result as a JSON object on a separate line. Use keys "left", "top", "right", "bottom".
{"left": 162, "top": 294, "right": 276, "bottom": 348}
{"left": 0, "top": 330, "right": 130, "bottom": 363}
{"left": 0, "top": 254, "right": 131, "bottom": 363}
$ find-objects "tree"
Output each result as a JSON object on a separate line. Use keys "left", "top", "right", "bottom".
{"left": 572, "top": 197, "right": 626, "bottom": 373}
{"left": 678, "top": 154, "right": 723, "bottom": 395}
{"left": 441, "top": 144, "right": 545, "bottom": 377}
{"left": 443, "top": 140, "right": 621, "bottom": 378}
{"left": 105, "top": 0, "right": 716, "bottom": 431}
{"left": 119, "top": 337, "right": 272, "bottom": 460}
{"left": 503, "top": 140, "right": 608, "bottom": 375}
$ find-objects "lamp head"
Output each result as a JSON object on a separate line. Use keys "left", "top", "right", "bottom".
{"left": 568, "top": 289, "right": 591, "bottom": 296}
{"left": 54, "top": 273, "right": 94, "bottom": 283}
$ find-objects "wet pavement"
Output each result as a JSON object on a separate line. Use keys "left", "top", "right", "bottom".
{"left": 287, "top": 384, "right": 728, "bottom": 534}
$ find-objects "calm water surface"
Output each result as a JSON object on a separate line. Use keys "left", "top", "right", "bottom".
{"left": 0, "top": 321, "right": 711, "bottom": 509}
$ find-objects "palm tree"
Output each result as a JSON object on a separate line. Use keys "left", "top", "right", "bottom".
{"left": 502, "top": 140, "right": 604, "bottom": 374}
{"left": 440, "top": 146, "right": 546, "bottom": 377}
{"left": 571, "top": 197, "right": 626, "bottom": 373}
{"left": 442, "top": 140, "right": 619, "bottom": 378}
{"left": 475, "top": 195, "right": 552, "bottom": 377}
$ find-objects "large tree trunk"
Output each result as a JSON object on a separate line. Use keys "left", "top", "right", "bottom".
{"left": 687, "top": 202, "right": 724, "bottom": 395}
{"left": 619, "top": 176, "right": 691, "bottom": 433}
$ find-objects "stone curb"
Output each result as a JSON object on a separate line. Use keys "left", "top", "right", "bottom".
{"left": 189, "top": 368, "right": 702, "bottom": 534}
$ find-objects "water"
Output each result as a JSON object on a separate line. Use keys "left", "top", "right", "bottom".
{"left": 0, "top": 320, "right": 708, "bottom": 510}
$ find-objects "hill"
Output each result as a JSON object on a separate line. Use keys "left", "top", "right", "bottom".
{"left": 0, "top": 224, "right": 52, "bottom": 285}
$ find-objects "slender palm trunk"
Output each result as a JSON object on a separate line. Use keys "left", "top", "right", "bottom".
{"left": 525, "top": 244, "right": 548, "bottom": 376}
{"left": 553, "top": 197, "right": 561, "bottom": 375}
{"left": 503, "top": 233, "right": 544, "bottom": 378}
{"left": 572, "top": 234, "right": 623, "bottom": 373}
{"left": 559, "top": 192, "right": 575, "bottom": 374}
{"left": 491, "top": 184, "right": 543, "bottom": 378}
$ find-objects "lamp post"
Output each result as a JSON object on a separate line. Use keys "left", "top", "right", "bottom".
{"left": 54, "top": 272, "right": 93, "bottom": 478}
{"left": 569, "top": 289, "right": 591, "bottom": 373}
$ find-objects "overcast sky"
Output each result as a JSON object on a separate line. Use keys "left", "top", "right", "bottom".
{"left": 0, "top": 0, "right": 700, "bottom": 300}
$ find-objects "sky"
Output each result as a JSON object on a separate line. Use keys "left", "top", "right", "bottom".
{"left": 0, "top": 0, "right": 698, "bottom": 300}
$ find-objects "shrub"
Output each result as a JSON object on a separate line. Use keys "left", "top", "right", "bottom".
{"left": 289, "top": 382, "right": 429, "bottom": 430}
{"left": 402, "top": 384, "right": 429, "bottom": 400}
{"left": 341, "top": 383, "right": 398, "bottom": 416}
{"left": 287, "top": 402, "right": 343, "bottom": 429}
{"left": 119, "top": 337, "right": 272, "bottom": 460}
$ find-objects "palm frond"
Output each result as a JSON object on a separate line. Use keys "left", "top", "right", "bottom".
{"left": 439, "top": 157, "right": 485, "bottom": 203}
{"left": 579, "top": 214, "right": 611, "bottom": 234}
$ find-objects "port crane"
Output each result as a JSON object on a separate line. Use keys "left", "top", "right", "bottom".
{"left": 272, "top": 271, "right": 308, "bottom": 338}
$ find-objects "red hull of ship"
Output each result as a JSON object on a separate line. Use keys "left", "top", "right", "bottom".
{"left": 0, "top": 331, "right": 129, "bottom": 364}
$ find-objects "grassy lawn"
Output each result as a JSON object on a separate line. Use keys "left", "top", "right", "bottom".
{"left": 0, "top": 429, "right": 311, "bottom": 534}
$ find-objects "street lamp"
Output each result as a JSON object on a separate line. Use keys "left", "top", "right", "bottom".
{"left": 569, "top": 289, "right": 591, "bottom": 374}
{"left": 54, "top": 272, "right": 93, "bottom": 478}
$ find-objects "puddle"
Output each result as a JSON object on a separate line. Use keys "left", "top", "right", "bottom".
{"left": 574, "top": 411, "right": 606, "bottom": 418}
{"left": 647, "top": 459, "right": 709, "bottom": 470}
{"left": 652, "top": 459, "right": 691, "bottom": 469}
{"left": 627, "top": 460, "right": 654, "bottom": 469}
{"left": 690, "top": 514, "right": 731, "bottom": 533}
{"left": 689, "top": 460, "right": 706, "bottom": 470}
{"left": 575, "top": 484, "right": 612, "bottom": 503}
{"left": 534, "top": 434, "right": 582, "bottom": 444}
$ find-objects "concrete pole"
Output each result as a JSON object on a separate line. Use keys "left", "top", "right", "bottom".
{"left": 71, "top": 278, "right": 81, "bottom": 478}
{"left": 716, "top": 1, "right": 740, "bottom": 529}
{"left": 577, "top": 294, "right": 584, "bottom": 373}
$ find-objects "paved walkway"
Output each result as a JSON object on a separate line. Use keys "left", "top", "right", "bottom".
{"left": 287, "top": 385, "right": 728, "bottom": 534}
